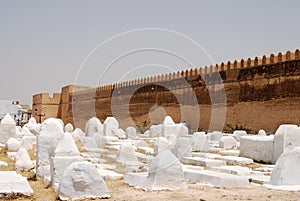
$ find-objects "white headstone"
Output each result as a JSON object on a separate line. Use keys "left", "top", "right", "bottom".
{"left": 53, "top": 132, "right": 83, "bottom": 183}
{"left": 192, "top": 132, "right": 209, "bottom": 152}
{"left": 270, "top": 147, "right": 300, "bottom": 185}
{"left": 103, "top": 117, "right": 119, "bottom": 136}
{"left": 64, "top": 123, "right": 74, "bottom": 133}
{"left": 135, "top": 140, "right": 148, "bottom": 148}
{"left": 71, "top": 128, "right": 85, "bottom": 141}
{"left": 258, "top": 129, "right": 267, "bottom": 136}
{"left": 154, "top": 137, "right": 170, "bottom": 155}
{"left": 272, "top": 124, "right": 298, "bottom": 163}
{"left": 0, "top": 114, "right": 17, "bottom": 143}
{"left": 36, "top": 118, "right": 64, "bottom": 179}
{"left": 6, "top": 137, "right": 21, "bottom": 151}
{"left": 116, "top": 143, "right": 139, "bottom": 165}
{"left": 149, "top": 124, "right": 162, "bottom": 137}
{"left": 124, "top": 150, "right": 187, "bottom": 191}
{"left": 15, "top": 148, "right": 34, "bottom": 171}
{"left": 85, "top": 117, "right": 103, "bottom": 137}
{"left": 219, "top": 136, "right": 237, "bottom": 149}
{"left": 20, "top": 136, "right": 35, "bottom": 150}
{"left": 126, "top": 127, "right": 136, "bottom": 139}
{"left": 173, "top": 137, "right": 192, "bottom": 159}
{"left": 233, "top": 130, "right": 247, "bottom": 142}
{"left": 23, "top": 117, "right": 41, "bottom": 135}
{"left": 58, "top": 161, "right": 110, "bottom": 200}
{"left": 209, "top": 131, "right": 223, "bottom": 141}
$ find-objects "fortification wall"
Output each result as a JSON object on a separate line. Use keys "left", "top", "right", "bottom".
{"left": 40, "top": 49, "right": 300, "bottom": 132}
{"left": 32, "top": 93, "right": 61, "bottom": 122}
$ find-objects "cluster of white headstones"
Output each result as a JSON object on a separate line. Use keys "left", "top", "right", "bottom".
{"left": 1, "top": 113, "right": 300, "bottom": 199}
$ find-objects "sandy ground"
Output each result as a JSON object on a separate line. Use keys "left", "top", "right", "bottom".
{"left": 2, "top": 145, "right": 300, "bottom": 201}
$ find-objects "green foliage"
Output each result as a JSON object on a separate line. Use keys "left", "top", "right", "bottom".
{"left": 224, "top": 123, "right": 251, "bottom": 133}
{"left": 136, "top": 120, "right": 149, "bottom": 134}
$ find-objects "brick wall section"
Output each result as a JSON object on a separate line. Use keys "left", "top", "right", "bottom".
{"left": 34, "top": 49, "right": 300, "bottom": 132}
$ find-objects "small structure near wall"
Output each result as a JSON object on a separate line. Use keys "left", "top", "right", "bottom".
{"left": 0, "top": 100, "right": 32, "bottom": 125}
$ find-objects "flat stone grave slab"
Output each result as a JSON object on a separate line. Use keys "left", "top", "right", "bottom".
{"left": 0, "top": 171, "right": 33, "bottom": 196}
{"left": 209, "top": 166, "right": 252, "bottom": 175}
{"left": 213, "top": 155, "right": 254, "bottom": 165}
{"left": 83, "top": 147, "right": 109, "bottom": 154}
{"left": 250, "top": 174, "right": 271, "bottom": 185}
{"left": 192, "top": 152, "right": 220, "bottom": 158}
{"left": 96, "top": 167, "right": 123, "bottom": 180}
{"left": 181, "top": 157, "right": 226, "bottom": 167}
{"left": 135, "top": 152, "right": 153, "bottom": 162}
{"left": 136, "top": 147, "right": 154, "bottom": 155}
{"left": 183, "top": 168, "right": 250, "bottom": 187}
{"left": 105, "top": 145, "right": 120, "bottom": 150}
{"left": 219, "top": 150, "right": 240, "bottom": 156}
{"left": 0, "top": 161, "right": 8, "bottom": 167}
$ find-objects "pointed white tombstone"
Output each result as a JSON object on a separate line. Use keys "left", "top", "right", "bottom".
{"left": 85, "top": 117, "right": 103, "bottom": 137}
{"left": 116, "top": 143, "right": 139, "bottom": 165}
{"left": 272, "top": 124, "right": 298, "bottom": 163}
{"left": 103, "top": 117, "right": 119, "bottom": 136}
{"left": 52, "top": 132, "right": 83, "bottom": 183}
{"left": 192, "top": 132, "right": 209, "bottom": 152}
{"left": 125, "top": 150, "right": 187, "bottom": 191}
{"left": 270, "top": 147, "right": 300, "bottom": 185}
{"left": 0, "top": 114, "right": 17, "bottom": 143}
{"left": 6, "top": 137, "right": 21, "bottom": 151}
{"left": 58, "top": 161, "right": 110, "bottom": 200}
{"left": 126, "top": 127, "right": 136, "bottom": 139}
{"left": 64, "top": 123, "right": 74, "bottom": 133}
{"left": 15, "top": 148, "right": 34, "bottom": 171}
{"left": 23, "top": 117, "right": 41, "bottom": 135}
{"left": 36, "top": 118, "right": 64, "bottom": 179}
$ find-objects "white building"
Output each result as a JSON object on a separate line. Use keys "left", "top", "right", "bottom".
{"left": 0, "top": 100, "right": 31, "bottom": 125}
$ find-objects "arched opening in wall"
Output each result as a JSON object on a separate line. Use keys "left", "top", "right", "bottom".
{"left": 128, "top": 84, "right": 180, "bottom": 128}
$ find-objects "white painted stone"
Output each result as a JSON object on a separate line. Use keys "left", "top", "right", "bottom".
{"left": 116, "top": 143, "right": 139, "bottom": 165}
{"left": 233, "top": 130, "right": 247, "bottom": 142}
{"left": 36, "top": 118, "right": 64, "bottom": 179}
{"left": 21, "top": 127, "right": 33, "bottom": 136}
{"left": 219, "top": 136, "right": 237, "bottom": 149}
{"left": 0, "top": 171, "right": 34, "bottom": 196}
{"left": 64, "top": 123, "right": 74, "bottom": 133}
{"left": 23, "top": 117, "right": 41, "bottom": 135}
{"left": 113, "top": 128, "right": 126, "bottom": 139}
{"left": 15, "top": 148, "right": 34, "bottom": 171}
{"left": 20, "top": 136, "right": 35, "bottom": 150}
{"left": 58, "top": 161, "right": 110, "bottom": 200}
{"left": 209, "top": 131, "right": 222, "bottom": 141}
{"left": 272, "top": 124, "right": 298, "bottom": 163}
{"left": 126, "top": 126, "right": 136, "bottom": 139}
{"left": 213, "top": 155, "right": 253, "bottom": 165}
{"left": 240, "top": 135, "right": 274, "bottom": 163}
{"left": 258, "top": 129, "right": 267, "bottom": 136}
{"left": 0, "top": 161, "right": 8, "bottom": 167}
{"left": 71, "top": 128, "right": 85, "bottom": 141}
{"left": 191, "top": 132, "right": 209, "bottom": 152}
{"left": 209, "top": 165, "right": 252, "bottom": 176}
{"left": 6, "top": 138, "right": 21, "bottom": 151}
{"left": 270, "top": 147, "right": 300, "bottom": 185}
{"left": 173, "top": 137, "right": 192, "bottom": 159}
{"left": 96, "top": 167, "right": 123, "bottom": 180}
{"left": 183, "top": 168, "right": 250, "bottom": 187}
{"left": 85, "top": 117, "right": 103, "bottom": 137}
{"left": 162, "top": 116, "right": 175, "bottom": 125}
{"left": 149, "top": 124, "right": 162, "bottom": 137}
{"left": 181, "top": 157, "right": 226, "bottom": 167}
{"left": 135, "top": 140, "right": 148, "bottom": 148}
{"left": 0, "top": 114, "right": 17, "bottom": 144}
{"left": 220, "top": 150, "right": 240, "bottom": 156}
{"left": 124, "top": 150, "right": 187, "bottom": 191}
{"left": 154, "top": 137, "right": 170, "bottom": 155}
{"left": 103, "top": 117, "right": 119, "bottom": 136}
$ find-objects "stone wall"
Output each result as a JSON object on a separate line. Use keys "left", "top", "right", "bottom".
{"left": 35, "top": 49, "right": 300, "bottom": 132}
{"left": 32, "top": 93, "right": 61, "bottom": 123}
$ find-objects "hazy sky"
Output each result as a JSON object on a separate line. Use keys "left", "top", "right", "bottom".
{"left": 1, "top": 0, "right": 300, "bottom": 105}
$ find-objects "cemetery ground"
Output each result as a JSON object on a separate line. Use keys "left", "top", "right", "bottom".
{"left": 1, "top": 145, "right": 300, "bottom": 201}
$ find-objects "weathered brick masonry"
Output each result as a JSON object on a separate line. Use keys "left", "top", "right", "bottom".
{"left": 33, "top": 49, "right": 300, "bottom": 132}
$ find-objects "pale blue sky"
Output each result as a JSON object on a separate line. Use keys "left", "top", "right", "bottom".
{"left": 0, "top": 0, "right": 299, "bottom": 105}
